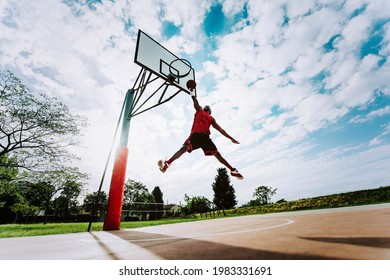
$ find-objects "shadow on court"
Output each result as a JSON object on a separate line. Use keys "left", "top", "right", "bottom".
{"left": 104, "top": 230, "right": 337, "bottom": 260}
{"left": 300, "top": 237, "right": 390, "bottom": 249}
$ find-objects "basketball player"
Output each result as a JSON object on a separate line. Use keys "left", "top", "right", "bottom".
{"left": 158, "top": 93, "right": 244, "bottom": 180}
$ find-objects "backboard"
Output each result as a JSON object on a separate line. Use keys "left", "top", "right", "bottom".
{"left": 134, "top": 30, "right": 196, "bottom": 94}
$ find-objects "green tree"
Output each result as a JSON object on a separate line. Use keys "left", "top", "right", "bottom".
{"left": 1, "top": 71, "right": 89, "bottom": 223}
{"left": 0, "top": 180, "right": 24, "bottom": 224}
{"left": 123, "top": 180, "right": 154, "bottom": 220}
{"left": 0, "top": 155, "right": 18, "bottom": 182}
{"left": 24, "top": 168, "right": 88, "bottom": 223}
{"left": 212, "top": 168, "right": 237, "bottom": 215}
{"left": 183, "top": 194, "right": 211, "bottom": 215}
{"left": 151, "top": 186, "right": 164, "bottom": 220}
{"left": 83, "top": 191, "right": 108, "bottom": 221}
{"left": 252, "top": 186, "right": 277, "bottom": 205}
{"left": 0, "top": 155, "right": 23, "bottom": 223}
{"left": 52, "top": 180, "right": 82, "bottom": 220}
{"left": 11, "top": 202, "right": 39, "bottom": 224}
{"left": 24, "top": 181, "right": 56, "bottom": 224}
{"left": 0, "top": 70, "right": 88, "bottom": 171}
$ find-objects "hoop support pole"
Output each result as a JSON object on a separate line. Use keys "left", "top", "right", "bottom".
{"left": 103, "top": 90, "right": 134, "bottom": 230}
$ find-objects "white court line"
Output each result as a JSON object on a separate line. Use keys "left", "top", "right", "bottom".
{"left": 85, "top": 219, "right": 295, "bottom": 243}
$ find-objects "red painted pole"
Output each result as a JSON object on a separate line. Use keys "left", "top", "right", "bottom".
{"left": 103, "top": 90, "right": 133, "bottom": 230}
{"left": 103, "top": 146, "right": 128, "bottom": 230}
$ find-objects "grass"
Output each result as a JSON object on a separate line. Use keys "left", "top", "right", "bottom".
{"left": 0, "top": 218, "right": 200, "bottom": 239}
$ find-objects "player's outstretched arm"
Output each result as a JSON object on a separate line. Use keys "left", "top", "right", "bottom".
{"left": 211, "top": 119, "right": 240, "bottom": 144}
{"left": 191, "top": 96, "right": 202, "bottom": 111}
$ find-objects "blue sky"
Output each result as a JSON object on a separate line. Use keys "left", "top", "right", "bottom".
{"left": 1, "top": 0, "right": 389, "bottom": 205}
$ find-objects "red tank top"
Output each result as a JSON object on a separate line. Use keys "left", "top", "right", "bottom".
{"left": 190, "top": 110, "right": 213, "bottom": 134}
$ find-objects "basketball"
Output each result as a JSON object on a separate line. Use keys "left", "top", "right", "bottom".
{"left": 186, "top": 79, "right": 196, "bottom": 90}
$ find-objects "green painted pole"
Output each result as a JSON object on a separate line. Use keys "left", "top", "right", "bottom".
{"left": 119, "top": 89, "right": 133, "bottom": 147}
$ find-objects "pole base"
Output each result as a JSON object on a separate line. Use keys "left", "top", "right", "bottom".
{"left": 103, "top": 146, "right": 129, "bottom": 231}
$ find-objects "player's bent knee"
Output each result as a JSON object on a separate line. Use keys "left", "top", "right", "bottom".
{"left": 180, "top": 145, "right": 190, "bottom": 153}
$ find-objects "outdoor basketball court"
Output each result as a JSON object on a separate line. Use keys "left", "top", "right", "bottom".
{"left": 1, "top": 203, "right": 389, "bottom": 260}
{"left": 2, "top": 31, "right": 388, "bottom": 264}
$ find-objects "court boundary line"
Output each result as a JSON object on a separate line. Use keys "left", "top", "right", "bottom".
{"left": 83, "top": 218, "right": 295, "bottom": 243}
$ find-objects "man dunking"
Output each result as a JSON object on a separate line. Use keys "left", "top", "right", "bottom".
{"left": 158, "top": 93, "right": 244, "bottom": 180}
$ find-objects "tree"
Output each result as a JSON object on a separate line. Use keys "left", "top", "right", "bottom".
{"left": 212, "top": 168, "right": 237, "bottom": 214}
{"left": 123, "top": 179, "right": 154, "bottom": 220}
{"left": 24, "top": 181, "right": 55, "bottom": 224}
{"left": 23, "top": 168, "right": 88, "bottom": 223}
{"left": 11, "top": 202, "right": 39, "bottom": 224}
{"left": 151, "top": 186, "right": 164, "bottom": 220}
{"left": 83, "top": 191, "right": 108, "bottom": 220}
{"left": 0, "top": 70, "right": 88, "bottom": 172}
{"left": 52, "top": 180, "right": 82, "bottom": 220}
{"left": 0, "top": 155, "right": 23, "bottom": 223}
{"left": 252, "top": 186, "right": 277, "bottom": 205}
{"left": 183, "top": 194, "right": 211, "bottom": 216}
{"left": 0, "top": 155, "right": 18, "bottom": 182}
{"left": 1, "top": 71, "right": 89, "bottom": 223}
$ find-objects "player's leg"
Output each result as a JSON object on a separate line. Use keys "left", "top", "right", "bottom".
{"left": 158, "top": 145, "right": 189, "bottom": 173}
{"left": 213, "top": 151, "right": 244, "bottom": 180}
{"left": 202, "top": 136, "right": 244, "bottom": 180}
{"left": 167, "top": 145, "right": 189, "bottom": 164}
{"left": 213, "top": 151, "right": 233, "bottom": 170}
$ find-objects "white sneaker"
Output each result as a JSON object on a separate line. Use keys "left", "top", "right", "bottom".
{"left": 158, "top": 160, "right": 170, "bottom": 173}
{"left": 231, "top": 169, "right": 244, "bottom": 180}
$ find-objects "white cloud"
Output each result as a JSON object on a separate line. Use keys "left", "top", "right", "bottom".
{"left": 365, "top": 0, "right": 390, "bottom": 19}
{"left": 351, "top": 106, "right": 390, "bottom": 123}
{"left": 368, "top": 122, "right": 390, "bottom": 147}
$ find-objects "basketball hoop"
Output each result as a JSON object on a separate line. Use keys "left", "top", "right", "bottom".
{"left": 169, "top": 58, "right": 192, "bottom": 79}
{"left": 135, "top": 30, "right": 196, "bottom": 93}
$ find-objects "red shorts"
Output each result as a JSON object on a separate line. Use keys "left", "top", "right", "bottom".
{"left": 184, "top": 133, "right": 218, "bottom": 156}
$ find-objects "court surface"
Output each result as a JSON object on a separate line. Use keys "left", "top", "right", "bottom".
{"left": 1, "top": 203, "right": 389, "bottom": 260}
